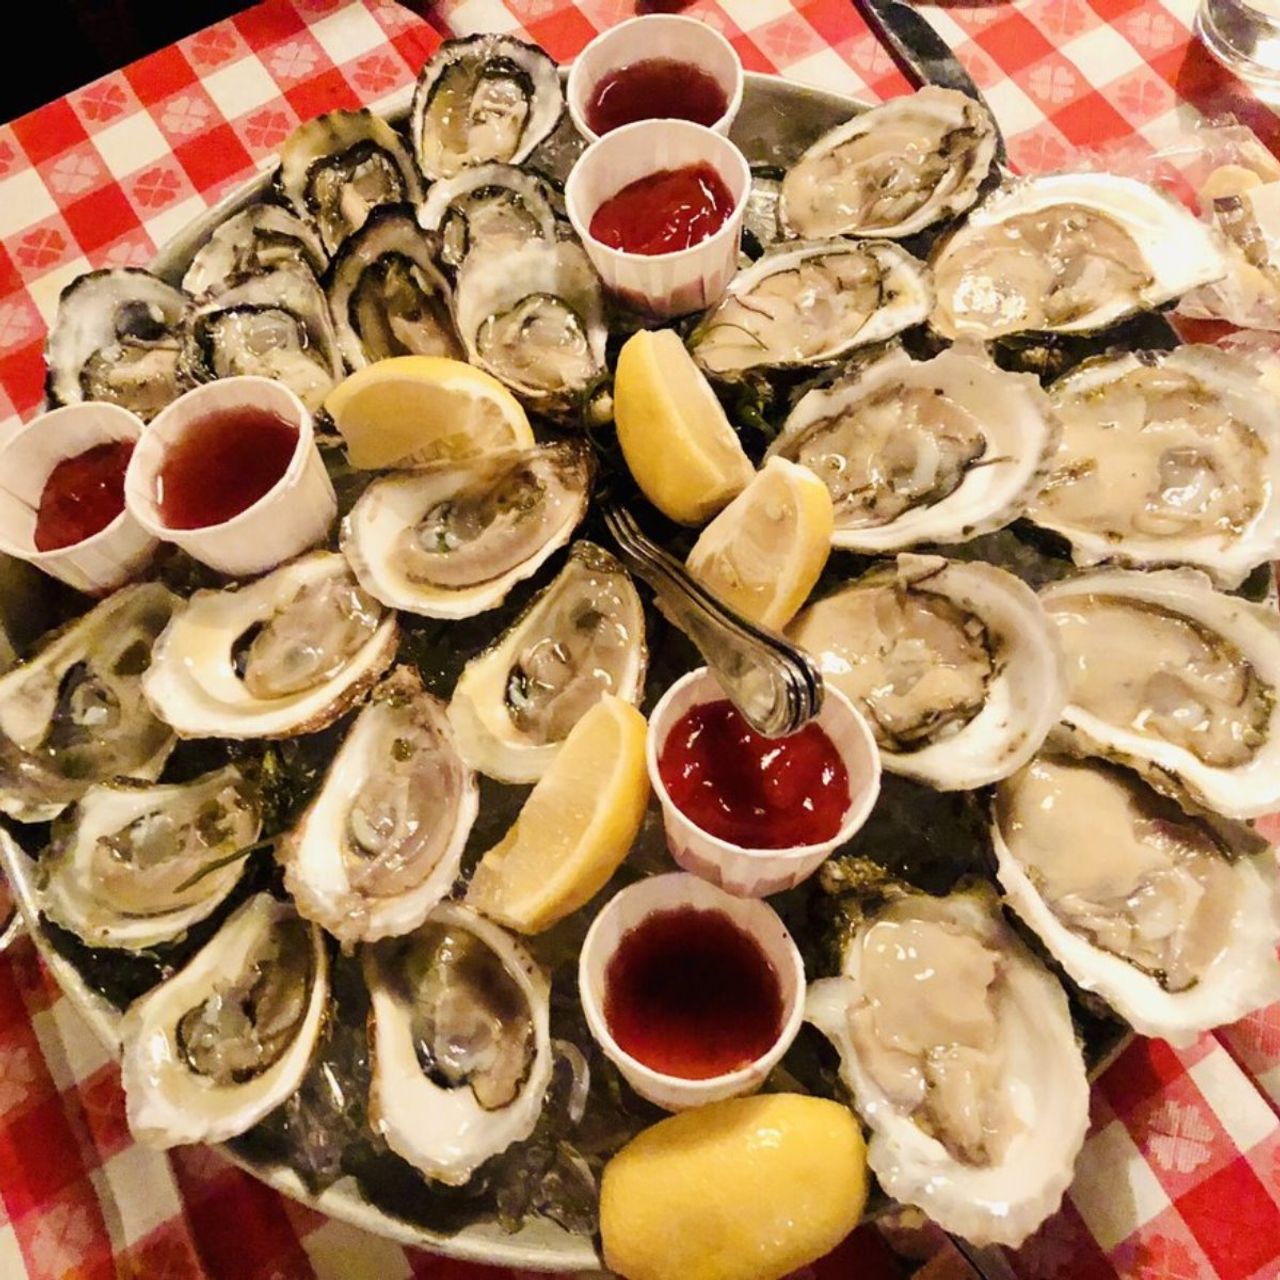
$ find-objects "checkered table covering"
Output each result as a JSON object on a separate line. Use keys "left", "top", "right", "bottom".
{"left": 1, "top": 1, "right": 1279, "bottom": 1277}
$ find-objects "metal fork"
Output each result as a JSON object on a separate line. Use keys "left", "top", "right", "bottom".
{"left": 600, "top": 495, "right": 824, "bottom": 738}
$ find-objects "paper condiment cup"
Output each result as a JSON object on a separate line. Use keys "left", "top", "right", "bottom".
{"left": 578, "top": 872, "right": 804, "bottom": 1112}
{"left": 0, "top": 402, "right": 157, "bottom": 594}
{"left": 565, "top": 118, "right": 751, "bottom": 319}
{"left": 125, "top": 377, "right": 336, "bottom": 577}
{"left": 566, "top": 14, "right": 744, "bottom": 145}
{"left": 647, "top": 667, "right": 882, "bottom": 897}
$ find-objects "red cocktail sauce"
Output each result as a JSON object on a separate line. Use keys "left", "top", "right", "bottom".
{"left": 589, "top": 163, "right": 736, "bottom": 256}
{"left": 155, "top": 408, "right": 298, "bottom": 530}
{"left": 658, "top": 699, "right": 851, "bottom": 848}
{"left": 33, "top": 439, "right": 134, "bottom": 551}
{"left": 604, "top": 906, "right": 783, "bottom": 1079}
{"left": 585, "top": 58, "right": 729, "bottom": 134}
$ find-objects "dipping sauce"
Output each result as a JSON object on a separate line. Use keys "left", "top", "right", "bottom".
{"left": 585, "top": 58, "right": 730, "bottom": 134}
{"left": 156, "top": 408, "right": 298, "bottom": 530}
{"left": 589, "top": 163, "right": 736, "bottom": 255}
{"left": 658, "top": 699, "right": 851, "bottom": 848}
{"left": 34, "top": 439, "right": 134, "bottom": 551}
{"left": 604, "top": 905, "right": 784, "bottom": 1078}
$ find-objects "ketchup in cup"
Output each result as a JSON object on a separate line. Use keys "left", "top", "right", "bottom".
{"left": 585, "top": 58, "right": 729, "bottom": 134}
{"left": 589, "top": 162, "right": 736, "bottom": 256}
{"left": 33, "top": 439, "right": 134, "bottom": 551}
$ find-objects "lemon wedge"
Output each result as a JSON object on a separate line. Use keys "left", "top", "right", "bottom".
{"left": 614, "top": 329, "right": 753, "bottom": 525}
{"left": 687, "top": 456, "right": 833, "bottom": 630}
{"left": 324, "top": 355, "right": 534, "bottom": 469}
{"left": 601, "top": 1094, "right": 868, "bottom": 1280}
{"left": 465, "top": 695, "right": 649, "bottom": 934}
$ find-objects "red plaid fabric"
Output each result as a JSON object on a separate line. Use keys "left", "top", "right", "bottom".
{"left": 1, "top": 2, "right": 1279, "bottom": 1277}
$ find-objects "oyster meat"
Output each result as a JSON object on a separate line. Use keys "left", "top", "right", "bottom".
{"left": 181, "top": 205, "right": 328, "bottom": 297}
{"left": 279, "top": 668, "right": 477, "bottom": 948}
{"left": 994, "top": 755, "right": 1280, "bottom": 1044}
{"left": 120, "top": 893, "right": 328, "bottom": 1147}
{"left": 363, "top": 903, "right": 552, "bottom": 1184}
{"left": 789, "top": 555, "right": 1065, "bottom": 790}
{"left": 144, "top": 552, "right": 398, "bottom": 740}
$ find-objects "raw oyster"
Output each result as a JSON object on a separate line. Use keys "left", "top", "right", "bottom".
{"left": 993, "top": 755, "right": 1280, "bottom": 1045}
{"left": 0, "top": 583, "right": 179, "bottom": 822}
{"left": 181, "top": 205, "right": 328, "bottom": 296}
{"left": 689, "top": 239, "right": 932, "bottom": 378}
{"left": 1040, "top": 568, "right": 1280, "bottom": 818}
{"left": 418, "top": 162, "right": 559, "bottom": 269}
{"left": 341, "top": 441, "right": 593, "bottom": 619}
{"left": 45, "top": 269, "right": 190, "bottom": 421}
{"left": 780, "top": 87, "right": 997, "bottom": 239}
{"left": 806, "top": 886, "right": 1089, "bottom": 1247}
{"left": 789, "top": 555, "right": 1065, "bottom": 790}
{"left": 279, "top": 668, "right": 477, "bottom": 948}
{"left": 410, "top": 34, "right": 563, "bottom": 181}
{"left": 1027, "top": 346, "right": 1280, "bottom": 588}
{"left": 181, "top": 265, "right": 343, "bottom": 413}
{"left": 767, "top": 345, "right": 1058, "bottom": 551}
{"left": 454, "top": 238, "right": 607, "bottom": 414}
{"left": 276, "top": 109, "right": 423, "bottom": 257}
{"left": 363, "top": 903, "right": 552, "bottom": 1185}
{"left": 39, "top": 766, "right": 260, "bottom": 950}
{"left": 324, "top": 205, "right": 462, "bottom": 370}
{"left": 931, "top": 173, "right": 1228, "bottom": 340}
{"left": 144, "top": 552, "right": 398, "bottom": 740}
{"left": 120, "top": 893, "right": 328, "bottom": 1147}
{"left": 448, "top": 542, "right": 646, "bottom": 782}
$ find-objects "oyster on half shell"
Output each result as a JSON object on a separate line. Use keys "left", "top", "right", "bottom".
{"left": 181, "top": 205, "right": 328, "bottom": 297}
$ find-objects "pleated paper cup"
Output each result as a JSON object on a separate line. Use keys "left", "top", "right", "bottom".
{"left": 578, "top": 872, "right": 804, "bottom": 1112}
{"left": 565, "top": 119, "right": 751, "bottom": 319}
{"left": 125, "top": 377, "right": 336, "bottom": 577}
{"left": 0, "top": 402, "right": 156, "bottom": 594}
{"left": 647, "top": 667, "right": 882, "bottom": 897}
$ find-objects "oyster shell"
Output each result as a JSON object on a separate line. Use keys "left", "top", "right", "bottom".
{"left": 993, "top": 754, "right": 1280, "bottom": 1045}
{"left": 363, "top": 902, "right": 552, "bottom": 1185}
{"left": 1027, "top": 346, "right": 1280, "bottom": 588}
{"left": 448, "top": 542, "right": 646, "bottom": 783}
{"left": 340, "top": 441, "right": 593, "bottom": 619}
{"left": 931, "top": 173, "right": 1228, "bottom": 340}
{"left": 143, "top": 552, "right": 398, "bottom": 740}
{"left": 324, "top": 205, "right": 462, "bottom": 370}
{"left": 410, "top": 34, "right": 563, "bottom": 181}
{"left": 806, "top": 886, "right": 1089, "bottom": 1248}
{"left": 767, "top": 345, "right": 1059, "bottom": 551}
{"left": 181, "top": 205, "right": 328, "bottom": 296}
{"left": 45, "top": 269, "right": 191, "bottom": 422}
{"left": 39, "top": 766, "right": 261, "bottom": 951}
{"left": 689, "top": 239, "right": 932, "bottom": 378}
{"left": 279, "top": 668, "right": 477, "bottom": 948}
{"left": 277, "top": 109, "right": 423, "bottom": 257}
{"left": 789, "top": 555, "right": 1065, "bottom": 790}
{"left": 120, "top": 893, "right": 328, "bottom": 1147}
{"left": 0, "top": 583, "right": 179, "bottom": 822}
{"left": 1040, "top": 568, "right": 1280, "bottom": 818}
{"left": 780, "top": 87, "right": 997, "bottom": 239}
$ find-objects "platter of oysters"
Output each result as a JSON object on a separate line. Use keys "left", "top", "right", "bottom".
{"left": 2, "top": 16, "right": 1280, "bottom": 1277}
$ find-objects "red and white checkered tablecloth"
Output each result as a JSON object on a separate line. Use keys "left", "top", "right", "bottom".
{"left": 1, "top": 2, "right": 1279, "bottom": 1277}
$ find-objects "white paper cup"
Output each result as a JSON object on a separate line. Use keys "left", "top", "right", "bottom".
{"left": 566, "top": 14, "right": 744, "bottom": 144}
{"left": 647, "top": 667, "right": 882, "bottom": 897}
{"left": 565, "top": 118, "right": 751, "bottom": 319}
{"left": 578, "top": 872, "right": 804, "bottom": 1112}
{"left": 0, "top": 403, "right": 156, "bottom": 594}
{"left": 125, "top": 377, "right": 336, "bottom": 577}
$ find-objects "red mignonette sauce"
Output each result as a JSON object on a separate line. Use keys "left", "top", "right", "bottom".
{"left": 155, "top": 408, "right": 298, "bottom": 531}
{"left": 658, "top": 699, "right": 851, "bottom": 848}
{"left": 585, "top": 58, "right": 730, "bottom": 134}
{"left": 34, "top": 440, "right": 135, "bottom": 552}
{"left": 604, "top": 906, "right": 784, "bottom": 1079}
{"left": 589, "top": 163, "right": 736, "bottom": 256}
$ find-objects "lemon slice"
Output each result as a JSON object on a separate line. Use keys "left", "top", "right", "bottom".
{"left": 614, "top": 329, "right": 753, "bottom": 525}
{"left": 601, "top": 1094, "right": 868, "bottom": 1280}
{"left": 687, "top": 456, "right": 834, "bottom": 630}
{"left": 324, "top": 355, "right": 534, "bottom": 469}
{"left": 465, "top": 695, "right": 649, "bottom": 934}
